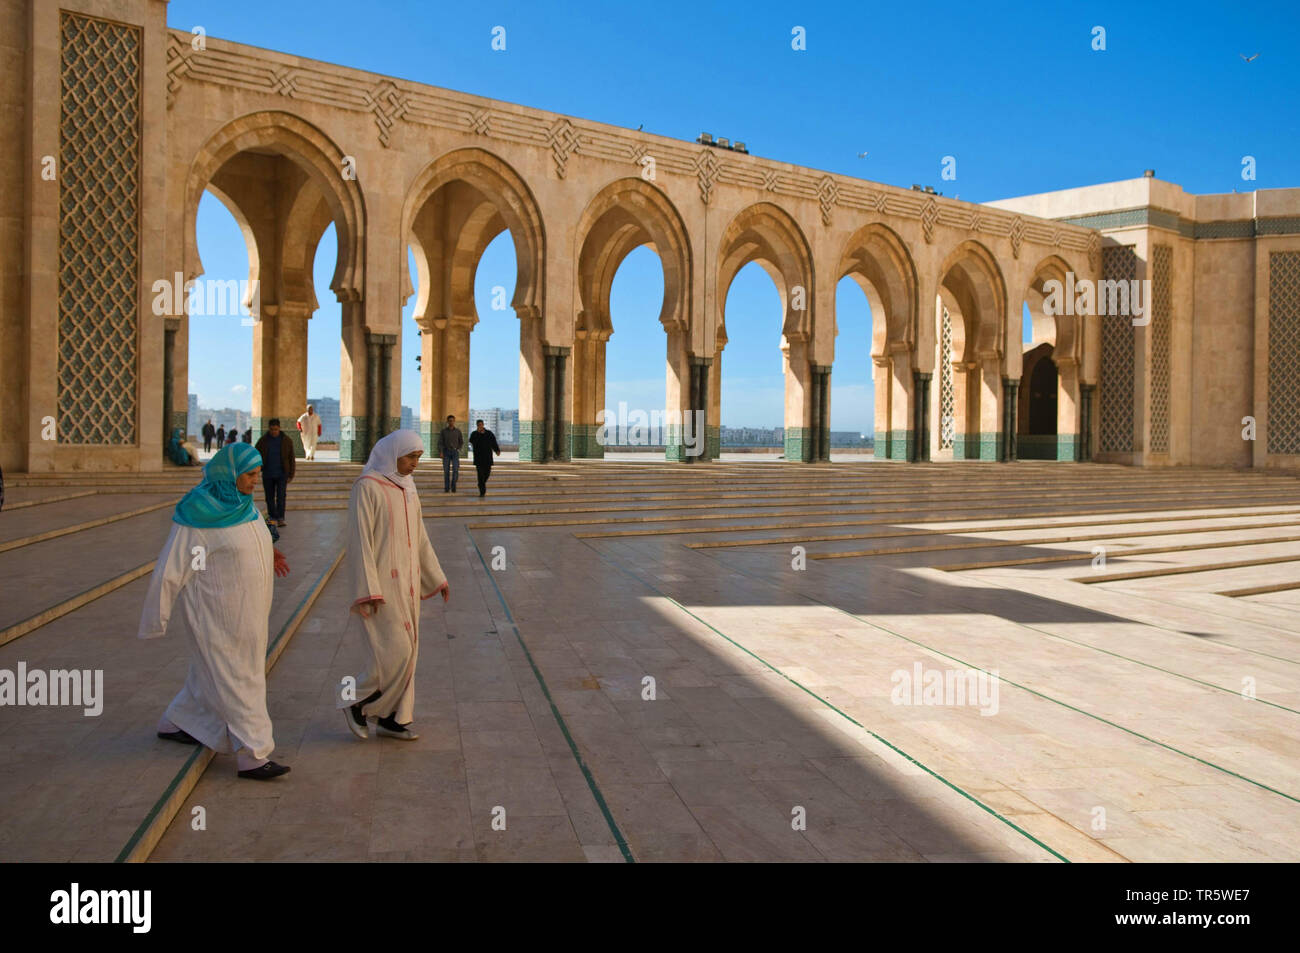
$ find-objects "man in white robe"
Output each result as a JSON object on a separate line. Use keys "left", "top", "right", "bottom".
{"left": 296, "top": 405, "right": 322, "bottom": 461}
{"left": 340, "top": 430, "right": 449, "bottom": 740}
{"left": 139, "top": 443, "right": 293, "bottom": 780}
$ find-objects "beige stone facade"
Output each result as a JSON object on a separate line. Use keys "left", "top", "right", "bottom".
{"left": 989, "top": 177, "right": 1300, "bottom": 471}
{"left": 2, "top": 0, "right": 1292, "bottom": 472}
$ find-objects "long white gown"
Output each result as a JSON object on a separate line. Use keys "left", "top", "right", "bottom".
{"left": 343, "top": 474, "right": 447, "bottom": 724}
{"left": 297, "top": 412, "right": 321, "bottom": 460}
{"left": 138, "top": 520, "right": 276, "bottom": 759}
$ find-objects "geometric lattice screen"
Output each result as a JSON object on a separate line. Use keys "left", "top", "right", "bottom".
{"left": 1098, "top": 244, "right": 1137, "bottom": 453}
{"left": 58, "top": 13, "right": 141, "bottom": 445}
{"left": 939, "top": 306, "right": 954, "bottom": 450}
{"left": 1149, "top": 245, "right": 1172, "bottom": 453}
{"left": 1268, "top": 251, "right": 1300, "bottom": 455}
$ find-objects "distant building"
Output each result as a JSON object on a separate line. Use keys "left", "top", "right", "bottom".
{"left": 400, "top": 405, "right": 417, "bottom": 433}
{"left": 720, "top": 426, "right": 784, "bottom": 447}
{"left": 187, "top": 393, "right": 200, "bottom": 434}
{"left": 829, "top": 431, "right": 872, "bottom": 447}
{"left": 308, "top": 396, "right": 340, "bottom": 441}
{"left": 497, "top": 409, "right": 518, "bottom": 443}
{"left": 470, "top": 408, "right": 518, "bottom": 443}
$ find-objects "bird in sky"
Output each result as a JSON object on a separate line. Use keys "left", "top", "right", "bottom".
{"left": 637, "top": 123, "right": 643, "bottom": 130}
{"left": 1240, "top": 53, "right": 1260, "bottom": 63}
{"left": 857, "top": 151, "right": 869, "bottom": 158}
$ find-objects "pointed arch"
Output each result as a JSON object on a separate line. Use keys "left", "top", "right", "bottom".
{"left": 574, "top": 177, "right": 692, "bottom": 334}
{"left": 184, "top": 111, "right": 366, "bottom": 302}
{"left": 402, "top": 147, "right": 545, "bottom": 323}
{"left": 717, "top": 203, "right": 816, "bottom": 344}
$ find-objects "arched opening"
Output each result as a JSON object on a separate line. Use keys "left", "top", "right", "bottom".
{"left": 831, "top": 278, "right": 873, "bottom": 456}
{"left": 933, "top": 242, "right": 1007, "bottom": 461}
{"left": 1021, "top": 255, "right": 1084, "bottom": 460}
{"left": 1019, "top": 342, "right": 1059, "bottom": 459}
{"left": 403, "top": 149, "right": 544, "bottom": 460}
{"left": 601, "top": 246, "right": 666, "bottom": 454}
{"left": 574, "top": 179, "right": 691, "bottom": 461}
{"left": 836, "top": 224, "right": 916, "bottom": 461}
{"left": 182, "top": 112, "right": 366, "bottom": 460}
{"left": 720, "top": 263, "right": 785, "bottom": 454}
{"left": 186, "top": 190, "right": 254, "bottom": 458}
{"left": 717, "top": 204, "right": 816, "bottom": 462}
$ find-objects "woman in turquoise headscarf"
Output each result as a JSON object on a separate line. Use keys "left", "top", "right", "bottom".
{"left": 138, "top": 443, "right": 293, "bottom": 780}
{"left": 166, "top": 427, "right": 199, "bottom": 466}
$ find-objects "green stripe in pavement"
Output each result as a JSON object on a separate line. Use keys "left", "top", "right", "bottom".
{"left": 581, "top": 539, "right": 1070, "bottom": 863}
{"left": 700, "top": 555, "right": 1300, "bottom": 808}
{"left": 467, "top": 526, "right": 635, "bottom": 864}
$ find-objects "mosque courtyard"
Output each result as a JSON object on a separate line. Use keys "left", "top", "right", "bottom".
{"left": 2, "top": 459, "right": 1298, "bottom": 863}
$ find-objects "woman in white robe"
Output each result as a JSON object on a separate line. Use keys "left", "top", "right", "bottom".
{"left": 138, "top": 443, "right": 293, "bottom": 780}
{"left": 341, "top": 430, "right": 449, "bottom": 741}
{"left": 296, "top": 405, "right": 322, "bottom": 461}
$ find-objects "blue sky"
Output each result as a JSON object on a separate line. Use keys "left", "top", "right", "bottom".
{"left": 176, "top": 0, "right": 1298, "bottom": 430}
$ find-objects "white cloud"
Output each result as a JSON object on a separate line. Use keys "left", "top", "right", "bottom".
{"left": 231, "top": 384, "right": 248, "bottom": 394}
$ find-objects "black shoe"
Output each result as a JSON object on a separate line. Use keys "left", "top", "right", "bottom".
{"left": 157, "top": 728, "right": 200, "bottom": 745}
{"left": 344, "top": 703, "right": 369, "bottom": 740}
{"left": 376, "top": 714, "right": 419, "bottom": 741}
{"left": 238, "top": 761, "right": 291, "bottom": 780}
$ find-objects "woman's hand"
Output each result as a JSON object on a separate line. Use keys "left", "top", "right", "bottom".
{"left": 273, "top": 548, "right": 290, "bottom": 577}
{"left": 355, "top": 598, "right": 382, "bottom": 618}
{"left": 435, "top": 581, "right": 450, "bottom": 603}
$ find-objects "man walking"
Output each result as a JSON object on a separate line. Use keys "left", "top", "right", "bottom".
{"left": 202, "top": 419, "right": 216, "bottom": 453}
{"left": 438, "top": 414, "right": 463, "bottom": 493}
{"left": 255, "top": 418, "right": 295, "bottom": 527}
{"left": 296, "top": 404, "right": 322, "bottom": 461}
{"left": 468, "top": 418, "right": 501, "bottom": 497}
{"left": 215, "top": 424, "right": 226, "bottom": 448}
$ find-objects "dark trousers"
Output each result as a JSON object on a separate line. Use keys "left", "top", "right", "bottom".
{"left": 203, "top": 437, "right": 212, "bottom": 451}
{"left": 262, "top": 474, "right": 287, "bottom": 521}
{"left": 475, "top": 461, "right": 492, "bottom": 495}
{"left": 443, "top": 451, "right": 459, "bottom": 490}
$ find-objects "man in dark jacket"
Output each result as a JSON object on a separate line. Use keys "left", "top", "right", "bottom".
{"left": 216, "top": 425, "right": 226, "bottom": 448}
{"left": 202, "top": 419, "right": 216, "bottom": 452}
{"left": 255, "top": 418, "right": 296, "bottom": 527}
{"left": 467, "top": 419, "right": 501, "bottom": 497}
{"left": 438, "top": 414, "right": 464, "bottom": 493}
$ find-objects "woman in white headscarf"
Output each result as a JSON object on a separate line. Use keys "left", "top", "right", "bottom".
{"left": 340, "top": 430, "right": 449, "bottom": 740}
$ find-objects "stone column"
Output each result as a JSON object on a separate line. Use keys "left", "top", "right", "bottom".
{"left": 888, "top": 344, "right": 914, "bottom": 461}
{"left": 707, "top": 348, "right": 722, "bottom": 461}
{"left": 1002, "top": 377, "right": 1019, "bottom": 461}
{"left": 783, "top": 338, "right": 812, "bottom": 462}
{"left": 978, "top": 352, "right": 1003, "bottom": 461}
{"left": 339, "top": 299, "right": 368, "bottom": 462}
{"left": 541, "top": 345, "right": 570, "bottom": 462}
{"left": 1079, "top": 383, "right": 1095, "bottom": 462}
{"left": 518, "top": 309, "right": 547, "bottom": 462}
{"left": 665, "top": 327, "right": 693, "bottom": 462}
{"left": 873, "top": 357, "right": 892, "bottom": 459}
{"left": 1056, "top": 356, "right": 1081, "bottom": 461}
{"left": 570, "top": 331, "right": 608, "bottom": 458}
{"left": 913, "top": 371, "right": 932, "bottom": 462}
{"left": 162, "top": 318, "right": 178, "bottom": 453}
{"left": 952, "top": 361, "right": 976, "bottom": 459}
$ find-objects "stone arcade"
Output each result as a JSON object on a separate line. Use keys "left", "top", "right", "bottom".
{"left": 2, "top": 0, "right": 1297, "bottom": 472}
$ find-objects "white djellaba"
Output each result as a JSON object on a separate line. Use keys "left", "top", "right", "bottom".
{"left": 341, "top": 430, "right": 448, "bottom": 738}
{"left": 137, "top": 442, "right": 289, "bottom": 779}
